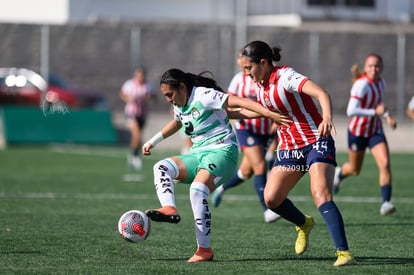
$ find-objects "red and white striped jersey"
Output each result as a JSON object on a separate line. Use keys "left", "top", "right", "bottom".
{"left": 347, "top": 75, "right": 385, "bottom": 137}
{"left": 227, "top": 71, "right": 273, "bottom": 135}
{"left": 256, "top": 66, "right": 322, "bottom": 150}
{"left": 122, "top": 79, "right": 153, "bottom": 118}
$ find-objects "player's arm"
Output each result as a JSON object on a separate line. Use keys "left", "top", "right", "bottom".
{"left": 407, "top": 105, "right": 414, "bottom": 121}
{"left": 142, "top": 119, "right": 182, "bottom": 155}
{"left": 225, "top": 95, "right": 291, "bottom": 127}
{"left": 119, "top": 89, "right": 130, "bottom": 103}
{"left": 301, "top": 80, "right": 336, "bottom": 137}
{"left": 226, "top": 108, "right": 262, "bottom": 119}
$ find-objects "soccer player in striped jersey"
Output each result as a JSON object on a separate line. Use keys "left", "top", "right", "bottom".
{"left": 239, "top": 40, "right": 355, "bottom": 266}
{"left": 142, "top": 68, "right": 290, "bottom": 263}
{"left": 119, "top": 67, "right": 155, "bottom": 170}
{"left": 406, "top": 96, "right": 414, "bottom": 121}
{"left": 213, "top": 52, "right": 281, "bottom": 223}
{"left": 334, "top": 55, "right": 397, "bottom": 217}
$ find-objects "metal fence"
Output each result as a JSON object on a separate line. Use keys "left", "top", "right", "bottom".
{"left": 1, "top": 21, "right": 413, "bottom": 119}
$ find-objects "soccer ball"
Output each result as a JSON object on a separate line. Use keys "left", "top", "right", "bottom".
{"left": 118, "top": 210, "right": 151, "bottom": 243}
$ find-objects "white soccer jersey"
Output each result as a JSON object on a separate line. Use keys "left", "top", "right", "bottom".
{"left": 227, "top": 72, "right": 273, "bottom": 135}
{"left": 256, "top": 66, "right": 322, "bottom": 150}
{"left": 173, "top": 87, "right": 237, "bottom": 150}
{"left": 347, "top": 75, "right": 385, "bottom": 137}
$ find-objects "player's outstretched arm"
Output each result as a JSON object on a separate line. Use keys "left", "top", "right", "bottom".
{"left": 142, "top": 119, "right": 182, "bottom": 155}
{"left": 225, "top": 95, "right": 291, "bottom": 127}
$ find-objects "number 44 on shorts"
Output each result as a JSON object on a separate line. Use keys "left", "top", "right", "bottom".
{"left": 312, "top": 141, "right": 328, "bottom": 155}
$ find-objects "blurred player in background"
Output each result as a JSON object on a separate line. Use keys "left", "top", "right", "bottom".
{"left": 239, "top": 40, "right": 355, "bottom": 266}
{"left": 333, "top": 55, "right": 397, "bottom": 216}
{"left": 212, "top": 51, "right": 280, "bottom": 223}
{"left": 119, "top": 67, "right": 155, "bottom": 170}
{"left": 406, "top": 96, "right": 414, "bottom": 121}
{"left": 142, "top": 68, "right": 290, "bottom": 262}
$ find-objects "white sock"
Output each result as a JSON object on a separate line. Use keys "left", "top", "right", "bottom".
{"left": 153, "top": 159, "right": 179, "bottom": 208}
{"left": 189, "top": 182, "right": 211, "bottom": 248}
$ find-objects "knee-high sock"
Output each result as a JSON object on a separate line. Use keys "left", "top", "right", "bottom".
{"left": 221, "top": 169, "right": 246, "bottom": 191}
{"left": 253, "top": 174, "right": 267, "bottom": 211}
{"left": 381, "top": 184, "right": 392, "bottom": 202}
{"left": 153, "top": 158, "right": 179, "bottom": 207}
{"left": 319, "top": 201, "right": 349, "bottom": 251}
{"left": 337, "top": 167, "right": 347, "bottom": 181}
{"left": 189, "top": 182, "right": 211, "bottom": 249}
{"left": 271, "top": 198, "right": 306, "bottom": 226}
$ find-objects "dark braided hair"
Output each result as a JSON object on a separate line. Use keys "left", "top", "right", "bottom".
{"left": 160, "top": 68, "right": 224, "bottom": 93}
{"left": 241, "top": 40, "right": 281, "bottom": 64}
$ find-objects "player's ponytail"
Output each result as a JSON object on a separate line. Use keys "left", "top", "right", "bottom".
{"left": 186, "top": 71, "right": 225, "bottom": 93}
{"left": 271, "top": 46, "right": 282, "bottom": 62}
{"left": 350, "top": 64, "right": 361, "bottom": 84}
{"left": 241, "top": 40, "right": 281, "bottom": 64}
{"left": 160, "top": 68, "right": 224, "bottom": 93}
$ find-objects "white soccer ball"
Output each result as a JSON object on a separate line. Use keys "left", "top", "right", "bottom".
{"left": 118, "top": 210, "right": 151, "bottom": 243}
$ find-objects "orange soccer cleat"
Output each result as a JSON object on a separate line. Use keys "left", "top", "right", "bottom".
{"left": 187, "top": 247, "right": 213, "bottom": 263}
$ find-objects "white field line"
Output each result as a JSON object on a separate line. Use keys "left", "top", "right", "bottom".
{"left": 0, "top": 192, "right": 413, "bottom": 204}
{"left": 49, "top": 145, "right": 162, "bottom": 160}
{"left": 44, "top": 146, "right": 414, "bottom": 204}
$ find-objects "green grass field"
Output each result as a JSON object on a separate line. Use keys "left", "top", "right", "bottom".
{"left": 1, "top": 145, "right": 413, "bottom": 274}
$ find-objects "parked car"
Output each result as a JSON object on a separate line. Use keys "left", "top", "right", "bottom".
{"left": 0, "top": 67, "right": 107, "bottom": 109}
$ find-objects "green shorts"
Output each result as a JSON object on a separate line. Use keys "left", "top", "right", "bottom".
{"left": 176, "top": 144, "right": 239, "bottom": 187}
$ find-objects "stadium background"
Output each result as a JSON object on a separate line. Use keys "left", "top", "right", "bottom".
{"left": 0, "top": 0, "right": 413, "bottom": 150}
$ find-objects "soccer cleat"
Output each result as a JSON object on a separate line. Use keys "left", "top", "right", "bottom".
{"left": 264, "top": 209, "right": 282, "bottom": 223}
{"left": 145, "top": 206, "right": 181, "bottom": 223}
{"left": 187, "top": 247, "right": 213, "bottom": 262}
{"left": 212, "top": 189, "right": 222, "bottom": 208}
{"left": 380, "top": 201, "right": 396, "bottom": 216}
{"left": 334, "top": 250, "right": 356, "bottom": 266}
{"left": 295, "top": 215, "right": 314, "bottom": 255}
{"left": 333, "top": 167, "right": 342, "bottom": 194}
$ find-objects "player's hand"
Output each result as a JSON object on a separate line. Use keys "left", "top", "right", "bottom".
{"left": 387, "top": 116, "right": 397, "bottom": 130}
{"left": 142, "top": 143, "right": 152, "bottom": 155}
{"left": 269, "top": 112, "right": 292, "bottom": 128}
{"left": 375, "top": 104, "right": 386, "bottom": 116}
{"left": 318, "top": 119, "right": 336, "bottom": 137}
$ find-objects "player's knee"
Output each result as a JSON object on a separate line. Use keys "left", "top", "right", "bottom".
{"left": 377, "top": 160, "right": 390, "bottom": 171}
{"left": 349, "top": 166, "right": 361, "bottom": 176}
{"left": 237, "top": 168, "right": 250, "bottom": 180}
{"left": 264, "top": 191, "right": 283, "bottom": 209}
{"left": 252, "top": 160, "right": 267, "bottom": 175}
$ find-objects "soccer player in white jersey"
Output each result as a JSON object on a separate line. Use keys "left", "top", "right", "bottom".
{"left": 334, "top": 55, "right": 397, "bottom": 216}
{"left": 213, "top": 52, "right": 281, "bottom": 223}
{"left": 142, "top": 68, "right": 290, "bottom": 262}
{"left": 239, "top": 40, "right": 355, "bottom": 266}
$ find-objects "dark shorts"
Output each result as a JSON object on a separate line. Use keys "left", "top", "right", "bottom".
{"left": 126, "top": 116, "right": 146, "bottom": 128}
{"left": 274, "top": 136, "right": 337, "bottom": 173}
{"left": 347, "top": 129, "right": 387, "bottom": 152}
{"left": 236, "top": 129, "right": 274, "bottom": 151}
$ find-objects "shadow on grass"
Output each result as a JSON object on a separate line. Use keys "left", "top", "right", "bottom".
{"left": 354, "top": 256, "right": 414, "bottom": 265}
{"left": 0, "top": 251, "right": 41, "bottom": 255}
{"left": 345, "top": 222, "right": 414, "bottom": 227}
{"left": 154, "top": 256, "right": 414, "bottom": 266}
